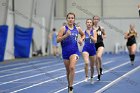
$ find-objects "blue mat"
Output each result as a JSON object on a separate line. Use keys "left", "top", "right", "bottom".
{"left": 14, "top": 25, "right": 33, "bottom": 58}
{"left": 0, "top": 25, "right": 8, "bottom": 62}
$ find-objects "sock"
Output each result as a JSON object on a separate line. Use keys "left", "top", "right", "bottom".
{"left": 69, "top": 87, "right": 73, "bottom": 91}
{"left": 98, "top": 75, "right": 101, "bottom": 81}
{"left": 129, "top": 54, "right": 135, "bottom": 61}
{"left": 100, "top": 68, "right": 102, "bottom": 74}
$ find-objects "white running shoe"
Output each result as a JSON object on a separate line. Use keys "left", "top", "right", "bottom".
{"left": 90, "top": 78, "right": 94, "bottom": 84}
{"left": 131, "top": 61, "right": 134, "bottom": 65}
{"left": 84, "top": 77, "right": 89, "bottom": 82}
{"left": 69, "top": 90, "right": 73, "bottom": 93}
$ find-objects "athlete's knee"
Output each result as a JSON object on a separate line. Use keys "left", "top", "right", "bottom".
{"left": 132, "top": 49, "right": 136, "bottom": 53}
{"left": 69, "top": 66, "right": 75, "bottom": 72}
{"left": 97, "top": 55, "right": 101, "bottom": 60}
{"left": 85, "top": 62, "right": 89, "bottom": 66}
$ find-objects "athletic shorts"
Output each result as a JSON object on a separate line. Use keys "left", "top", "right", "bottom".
{"left": 82, "top": 46, "right": 96, "bottom": 56}
{"left": 126, "top": 41, "right": 136, "bottom": 46}
{"left": 95, "top": 42, "right": 104, "bottom": 51}
{"left": 62, "top": 49, "right": 80, "bottom": 60}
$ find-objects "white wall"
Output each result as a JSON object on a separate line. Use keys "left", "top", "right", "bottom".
{"left": 103, "top": 0, "right": 140, "bottom": 17}
{"left": 0, "top": 0, "right": 7, "bottom": 25}
{"left": 66, "top": 0, "right": 101, "bottom": 18}
{"left": 55, "top": 0, "right": 140, "bottom": 18}
{"left": 55, "top": 0, "right": 65, "bottom": 17}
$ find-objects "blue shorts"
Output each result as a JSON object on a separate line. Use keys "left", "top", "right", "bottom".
{"left": 82, "top": 45, "right": 96, "bottom": 56}
{"left": 62, "top": 49, "right": 80, "bottom": 60}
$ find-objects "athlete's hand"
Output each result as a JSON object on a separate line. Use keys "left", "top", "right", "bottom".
{"left": 128, "top": 34, "right": 135, "bottom": 38}
{"left": 65, "top": 30, "right": 71, "bottom": 37}
{"left": 78, "top": 39, "right": 83, "bottom": 46}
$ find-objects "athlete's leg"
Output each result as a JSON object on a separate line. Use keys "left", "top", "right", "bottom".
{"left": 68, "top": 54, "right": 79, "bottom": 92}
{"left": 82, "top": 52, "right": 89, "bottom": 81}
{"left": 130, "top": 44, "right": 137, "bottom": 65}
{"left": 96, "top": 47, "right": 104, "bottom": 75}
{"left": 64, "top": 60, "right": 70, "bottom": 86}
{"left": 130, "top": 44, "right": 136, "bottom": 54}
{"left": 52, "top": 46, "right": 56, "bottom": 56}
{"left": 89, "top": 55, "right": 96, "bottom": 83}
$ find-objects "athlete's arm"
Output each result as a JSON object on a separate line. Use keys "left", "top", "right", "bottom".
{"left": 133, "top": 30, "right": 138, "bottom": 37}
{"left": 127, "top": 31, "right": 137, "bottom": 38}
{"left": 102, "top": 28, "right": 106, "bottom": 39}
{"left": 77, "top": 27, "right": 85, "bottom": 46}
{"left": 57, "top": 26, "right": 70, "bottom": 43}
{"left": 124, "top": 32, "right": 130, "bottom": 39}
{"left": 90, "top": 30, "right": 97, "bottom": 43}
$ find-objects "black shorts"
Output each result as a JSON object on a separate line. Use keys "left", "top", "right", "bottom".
{"left": 126, "top": 41, "right": 136, "bottom": 46}
{"left": 95, "top": 42, "right": 104, "bottom": 51}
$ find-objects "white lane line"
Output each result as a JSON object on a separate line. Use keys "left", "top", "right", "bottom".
{"left": 0, "top": 63, "right": 84, "bottom": 86}
{"left": 54, "top": 61, "right": 130, "bottom": 93}
{"left": 0, "top": 62, "right": 64, "bottom": 78}
{"left": 0, "top": 56, "right": 122, "bottom": 71}
{"left": 95, "top": 65, "right": 140, "bottom": 93}
{"left": 0, "top": 81, "right": 112, "bottom": 84}
{"left": 9, "top": 70, "right": 84, "bottom": 93}
{"left": 0, "top": 58, "right": 55, "bottom": 69}
{"left": 10, "top": 61, "right": 129, "bottom": 93}
{"left": 0, "top": 60, "right": 113, "bottom": 79}
{"left": 0, "top": 60, "right": 62, "bottom": 73}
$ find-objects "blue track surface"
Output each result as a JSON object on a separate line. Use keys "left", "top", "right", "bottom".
{"left": 0, "top": 53, "right": 139, "bottom": 93}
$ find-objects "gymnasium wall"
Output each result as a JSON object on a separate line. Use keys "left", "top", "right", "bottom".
{"left": 54, "top": 0, "right": 140, "bottom": 53}
{"left": 0, "top": 0, "right": 7, "bottom": 25}
{"left": 56, "top": 0, "right": 140, "bottom": 18}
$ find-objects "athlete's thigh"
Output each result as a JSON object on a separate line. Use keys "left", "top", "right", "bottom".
{"left": 82, "top": 52, "right": 89, "bottom": 64}
{"left": 69, "top": 54, "right": 79, "bottom": 67}
{"left": 97, "top": 47, "right": 104, "bottom": 57}
{"left": 131, "top": 44, "right": 137, "bottom": 53}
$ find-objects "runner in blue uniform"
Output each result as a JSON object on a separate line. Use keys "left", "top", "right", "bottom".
{"left": 57, "top": 12, "right": 85, "bottom": 93}
{"left": 82, "top": 19, "right": 100, "bottom": 84}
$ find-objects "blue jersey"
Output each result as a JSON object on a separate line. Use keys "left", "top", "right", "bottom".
{"left": 61, "top": 25, "right": 80, "bottom": 59}
{"left": 82, "top": 29, "right": 96, "bottom": 56}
